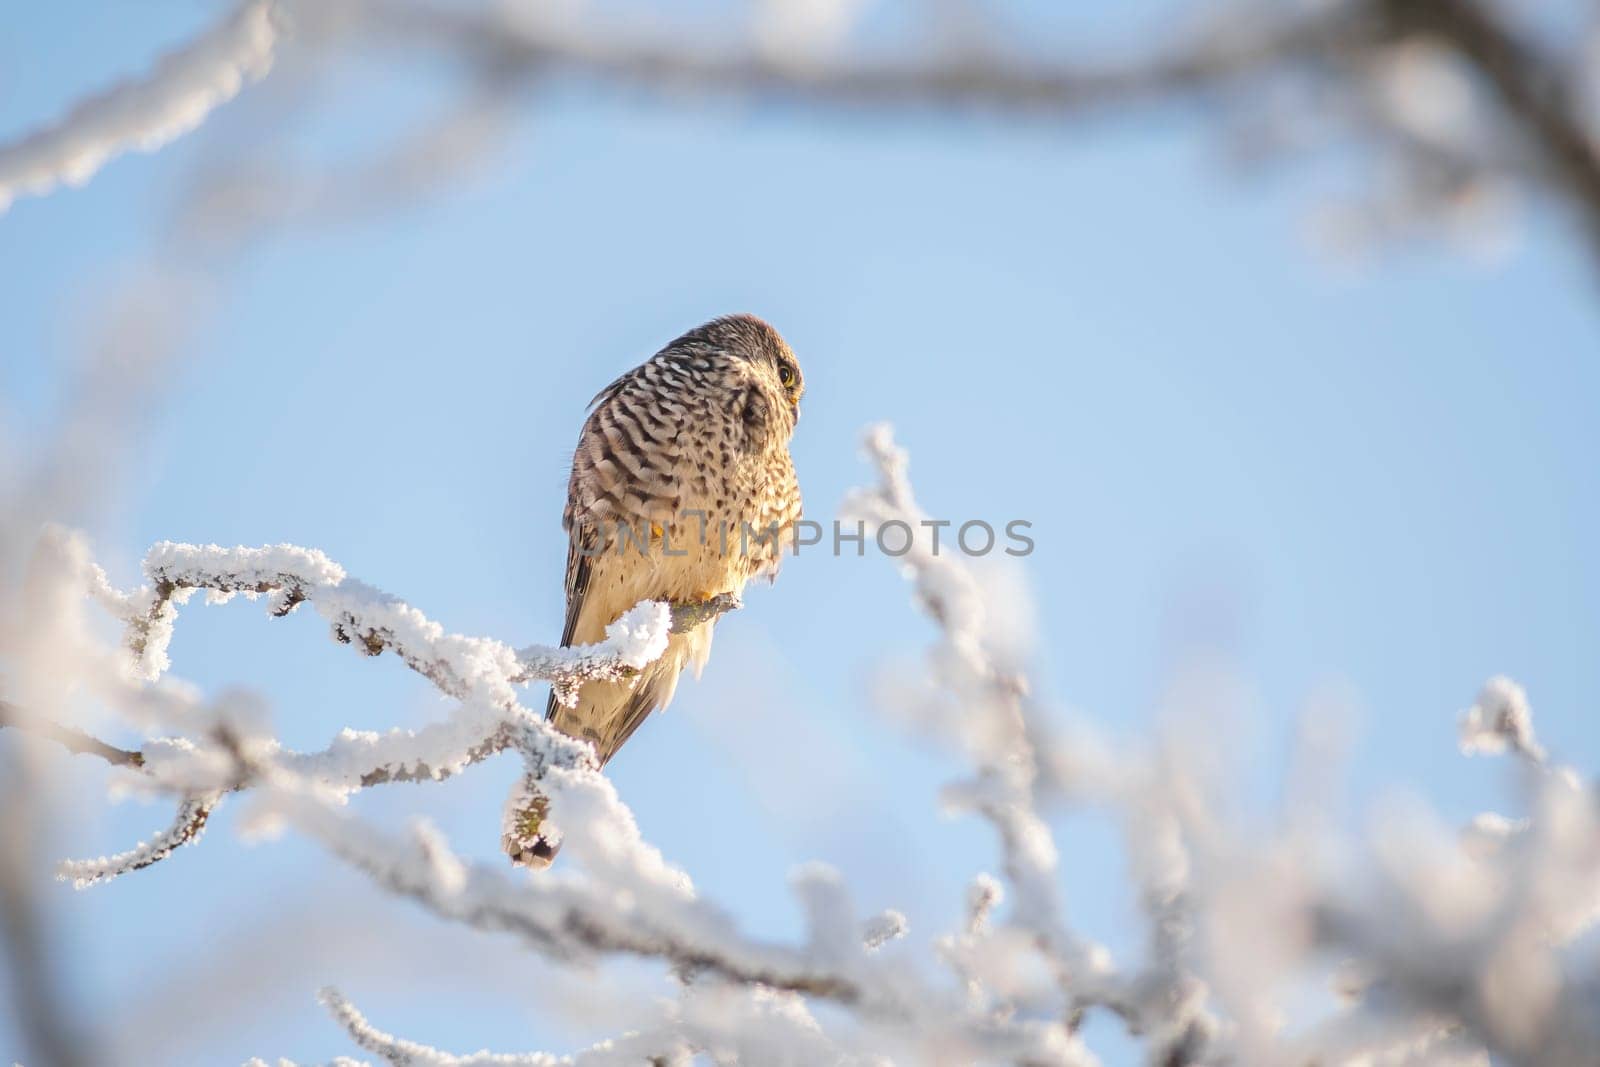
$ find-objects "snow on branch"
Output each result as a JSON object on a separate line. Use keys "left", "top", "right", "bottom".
{"left": 56, "top": 792, "right": 220, "bottom": 890}
{"left": 1459, "top": 674, "right": 1546, "bottom": 764}
{"left": 2, "top": 534, "right": 737, "bottom": 886}
{"left": 257, "top": 790, "right": 1077, "bottom": 1062}
{"left": 837, "top": 425, "right": 1600, "bottom": 1065}
{"left": 310, "top": 982, "right": 871, "bottom": 1067}
{"left": 13, "top": 431, "right": 1600, "bottom": 1064}
{"left": 316, "top": 985, "right": 628, "bottom": 1065}
{"left": 112, "top": 539, "right": 715, "bottom": 706}
{"left": 0, "top": 0, "right": 282, "bottom": 214}
{"left": 271, "top": 799, "right": 863, "bottom": 1002}
{"left": 843, "top": 425, "right": 1143, "bottom": 1024}
{"left": 253, "top": 424, "right": 1600, "bottom": 1065}
{"left": 34, "top": 730, "right": 1034, "bottom": 1063}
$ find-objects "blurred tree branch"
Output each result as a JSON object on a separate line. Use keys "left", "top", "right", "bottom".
{"left": 293, "top": 0, "right": 1600, "bottom": 271}
{"left": 9, "top": 0, "right": 1600, "bottom": 271}
{"left": 1371, "top": 0, "right": 1600, "bottom": 256}
{"left": 0, "top": 700, "right": 143, "bottom": 769}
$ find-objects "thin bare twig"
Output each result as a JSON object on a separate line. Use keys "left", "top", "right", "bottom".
{"left": 0, "top": 700, "right": 143, "bottom": 769}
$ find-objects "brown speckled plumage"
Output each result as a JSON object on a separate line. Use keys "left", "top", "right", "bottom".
{"left": 510, "top": 314, "right": 803, "bottom": 866}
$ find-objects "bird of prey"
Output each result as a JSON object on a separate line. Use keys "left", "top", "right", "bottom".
{"left": 506, "top": 314, "right": 805, "bottom": 866}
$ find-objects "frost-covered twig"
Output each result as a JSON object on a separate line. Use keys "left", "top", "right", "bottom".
{"left": 20, "top": 537, "right": 738, "bottom": 885}
{"left": 281, "top": 803, "right": 862, "bottom": 1003}
{"left": 315, "top": 982, "right": 874, "bottom": 1067}
{"left": 56, "top": 793, "right": 220, "bottom": 890}
{"left": 0, "top": 0, "right": 281, "bottom": 213}
{"left": 318, "top": 986, "right": 677, "bottom": 1066}
{"left": 846, "top": 426, "right": 1255, "bottom": 1062}
{"left": 257, "top": 785, "right": 1080, "bottom": 1063}
{"left": 118, "top": 541, "right": 714, "bottom": 703}
{"left": 843, "top": 425, "right": 1141, "bottom": 1028}
{"left": 1459, "top": 674, "right": 1546, "bottom": 765}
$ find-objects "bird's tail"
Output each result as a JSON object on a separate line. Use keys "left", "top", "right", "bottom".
{"left": 501, "top": 672, "right": 669, "bottom": 869}
{"left": 503, "top": 627, "right": 712, "bottom": 869}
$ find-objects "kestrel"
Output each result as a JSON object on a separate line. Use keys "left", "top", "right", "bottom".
{"left": 507, "top": 314, "right": 804, "bottom": 866}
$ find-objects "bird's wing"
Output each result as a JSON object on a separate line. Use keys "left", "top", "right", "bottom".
{"left": 545, "top": 362, "right": 682, "bottom": 723}
{"left": 601, "top": 639, "right": 698, "bottom": 761}
{"left": 563, "top": 362, "right": 665, "bottom": 646}
{"left": 541, "top": 523, "right": 601, "bottom": 721}
{"left": 558, "top": 525, "right": 594, "bottom": 649}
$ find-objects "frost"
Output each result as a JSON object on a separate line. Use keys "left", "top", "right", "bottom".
{"left": 14, "top": 434, "right": 1600, "bottom": 1064}
{"left": 860, "top": 910, "right": 908, "bottom": 952}
{"left": 0, "top": 1, "right": 280, "bottom": 213}
{"left": 1459, "top": 675, "right": 1545, "bottom": 761}
{"left": 55, "top": 793, "right": 219, "bottom": 889}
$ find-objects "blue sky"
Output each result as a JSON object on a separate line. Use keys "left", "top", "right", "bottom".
{"left": 5, "top": 3, "right": 1600, "bottom": 1064}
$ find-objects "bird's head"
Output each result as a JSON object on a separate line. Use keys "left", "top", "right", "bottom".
{"left": 663, "top": 313, "right": 804, "bottom": 431}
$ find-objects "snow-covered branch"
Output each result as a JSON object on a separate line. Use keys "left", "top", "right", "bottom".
{"left": 2, "top": 536, "right": 737, "bottom": 887}
{"left": 107, "top": 540, "right": 711, "bottom": 706}
{"left": 841, "top": 425, "right": 1600, "bottom": 1066}
{"left": 57, "top": 793, "right": 219, "bottom": 890}
{"left": 313, "top": 985, "right": 677, "bottom": 1066}
{"left": 8, "top": 426, "right": 1600, "bottom": 1063}
{"left": 270, "top": 801, "right": 860, "bottom": 1003}
{"left": 843, "top": 427, "right": 1131, "bottom": 1020}
{"left": 0, "top": 0, "right": 281, "bottom": 214}
{"left": 309, "top": 982, "right": 876, "bottom": 1067}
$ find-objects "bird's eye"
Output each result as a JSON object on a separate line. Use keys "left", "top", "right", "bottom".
{"left": 778, "top": 364, "right": 796, "bottom": 388}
